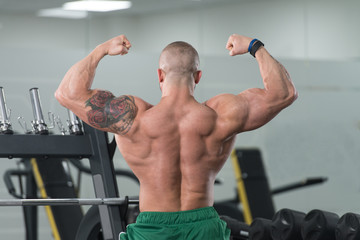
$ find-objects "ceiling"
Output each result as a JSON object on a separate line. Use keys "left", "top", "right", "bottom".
{"left": 0, "top": 0, "right": 240, "bottom": 16}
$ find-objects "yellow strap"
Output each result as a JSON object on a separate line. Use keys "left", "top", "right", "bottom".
{"left": 230, "top": 150, "right": 253, "bottom": 224}
{"left": 31, "top": 158, "right": 61, "bottom": 240}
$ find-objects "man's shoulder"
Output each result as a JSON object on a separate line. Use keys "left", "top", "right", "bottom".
{"left": 132, "top": 96, "right": 154, "bottom": 111}
{"left": 203, "top": 93, "right": 239, "bottom": 110}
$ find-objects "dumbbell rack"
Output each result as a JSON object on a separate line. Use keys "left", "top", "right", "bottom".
{"left": 0, "top": 123, "right": 125, "bottom": 240}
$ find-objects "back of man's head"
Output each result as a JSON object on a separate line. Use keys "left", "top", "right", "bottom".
{"left": 159, "top": 41, "right": 199, "bottom": 76}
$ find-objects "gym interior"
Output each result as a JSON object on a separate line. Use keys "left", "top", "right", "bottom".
{"left": 1, "top": 0, "right": 360, "bottom": 239}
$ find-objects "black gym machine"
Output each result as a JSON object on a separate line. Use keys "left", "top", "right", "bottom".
{"left": 0, "top": 87, "right": 139, "bottom": 240}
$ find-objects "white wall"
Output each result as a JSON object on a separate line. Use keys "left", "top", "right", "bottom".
{"left": 1, "top": 0, "right": 360, "bottom": 238}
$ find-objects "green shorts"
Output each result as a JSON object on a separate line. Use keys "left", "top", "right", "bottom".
{"left": 119, "top": 207, "right": 230, "bottom": 240}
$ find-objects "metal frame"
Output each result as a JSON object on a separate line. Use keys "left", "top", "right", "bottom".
{"left": 0, "top": 197, "right": 138, "bottom": 206}
{"left": 0, "top": 134, "right": 92, "bottom": 159}
{"left": 0, "top": 122, "right": 124, "bottom": 240}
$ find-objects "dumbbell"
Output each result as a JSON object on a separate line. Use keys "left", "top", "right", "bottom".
{"left": 301, "top": 209, "right": 339, "bottom": 240}
{"left": 220, "top": 215, "right": 273, "bottom": 240}
{"left": 335, "top": 212, "right": 360, "bottom": 240}
{"left": 220, "top": 215, "right": 250, "bottom": 240}
{"left": 271, "top": 208, "right": 305, "bottom": 240}
{"left": 249, "top": 218, "right": 272, "bottom": 240}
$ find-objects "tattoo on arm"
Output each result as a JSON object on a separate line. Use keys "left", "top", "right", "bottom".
{"left": 85, "top": 91, "right": 138, "bottom": 135}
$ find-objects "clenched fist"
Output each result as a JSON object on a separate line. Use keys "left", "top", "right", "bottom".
{"left": 226, "top": 34, "right": 252, "bottom": 56}
{"left": 104, "top": 35, "right": 132, "bottom": 56}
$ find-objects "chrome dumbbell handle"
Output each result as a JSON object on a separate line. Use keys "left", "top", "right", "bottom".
{"left": 67, "top": 109, "right": 83, "bottom": 135}
{"left": 0, "top": 87, "right": 13, "bottom": 134}
{"left": 29, "top": 88, "right": 48, "bottom": 135}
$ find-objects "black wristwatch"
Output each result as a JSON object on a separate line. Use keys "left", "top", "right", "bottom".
{"left": 250, "top": 40, "right": 264, "bottom": 58}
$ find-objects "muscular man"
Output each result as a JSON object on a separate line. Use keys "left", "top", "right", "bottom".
{"left": 55, "top": 34, "right": 297, "bottom": 239}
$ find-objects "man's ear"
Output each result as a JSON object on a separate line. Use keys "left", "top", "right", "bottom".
{"left": 157, "top": 69, "right": 165, "bottom": 83}
{"left": 194, "top": 70, "right": 202, "bottom": 84}
{"left": 158, "top": 69, "right": 166, "bottom": 92}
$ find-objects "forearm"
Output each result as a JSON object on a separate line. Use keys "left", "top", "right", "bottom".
{"left": 255, "top": 47, "right": 297, "bottom": 104}
{"left": 55, "top": 45, "right": 107, "bottom": 105}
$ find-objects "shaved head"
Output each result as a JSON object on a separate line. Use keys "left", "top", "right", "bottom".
{"left": 159, "top": 41, "right": 199, "bottom": 75}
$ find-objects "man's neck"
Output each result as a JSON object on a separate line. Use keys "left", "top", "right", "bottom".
{"left": 161, "top": 76, "right": 195, "bottom": 99}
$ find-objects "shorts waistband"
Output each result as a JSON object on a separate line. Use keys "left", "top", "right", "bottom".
{"left": 136, "top": 207, "right": 219, "bottom": 225}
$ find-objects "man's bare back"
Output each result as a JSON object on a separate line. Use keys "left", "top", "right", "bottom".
{"left": 115, "top": 94, "right": 237, "bottom": 212}
{"left": 55, "top": 34, "right": 297, "bottom": 215}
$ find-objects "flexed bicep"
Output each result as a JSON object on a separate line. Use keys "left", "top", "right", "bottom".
{"left": 239, "top": 83, "right": 297, "bottom": 132}
{"left": 207, "top": 91, "right": 281, "bottom": 137}
{"left": 85, "top": 90, "right": 138, "bottom": 134}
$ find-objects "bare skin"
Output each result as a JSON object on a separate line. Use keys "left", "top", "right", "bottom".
{"left": 55, "top": 34, "right": 297, "bottom": 212}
